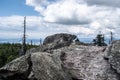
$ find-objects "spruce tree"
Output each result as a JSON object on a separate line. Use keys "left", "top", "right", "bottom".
{"left": 93, "top": 33, "right": 106, "bottom": 46}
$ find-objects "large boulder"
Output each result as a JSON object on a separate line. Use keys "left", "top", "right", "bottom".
{"left": 53, "top": 44, "right": 119, "bottom": 80}
{"left": 0, "top": 54, "right": 30, "bottom": 80}
{"left": 108, "top": 40, "right": 120, "bottom": 75}
{"left": 43, "top": 33, "right": 79, "bottom": 45}
{"left": 30, "top": 52, "right": 71, "bottom": 80}
{"left": 39, "top": 33, "right": 80, "bottom": 52}
{"left": 0, "top": 52, "right": 72, "bottom": 80}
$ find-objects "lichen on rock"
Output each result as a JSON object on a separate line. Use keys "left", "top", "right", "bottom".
{"left": 1, "top": 34, "right": 120, "bottom": 80}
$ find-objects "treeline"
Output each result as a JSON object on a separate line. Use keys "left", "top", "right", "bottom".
{"left": 0, "top": 43, "right": 38, "bottom": 67}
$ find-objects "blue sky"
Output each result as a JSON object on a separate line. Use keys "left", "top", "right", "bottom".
{"left": 0, "top": 0, "right": 120, "bottom": 44}
{"left": 0, "top": 0, "right": 38, "bottom": 16}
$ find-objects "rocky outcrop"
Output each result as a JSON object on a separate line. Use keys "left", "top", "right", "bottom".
{"left": 26, "top": 33, "right": 86, "bottom": 52}
{"left": 41, "top": 33, "right": 80, "bottom": 51}
{"left": 0, "top": 43, "right": 120, "bottom": 80}
{"left": 0, "top": 54, "right": 31, "bottom": 80}
{"left": 0, "top": 52, "right": 71, "bottom": 80}
{"left": 43, "top": 33, "right": 79, "bottom": 45}
{"left": 31, "top": 52, "right": 71, "bottom": 80}
{"left": 107, "top": 40, "right": 120, "bottom": 77}
{"left": 1, "top": 34, "right": 120, "bottom": 80}
{"left": 53, "top": 44, "right": 119, "bottom": 80}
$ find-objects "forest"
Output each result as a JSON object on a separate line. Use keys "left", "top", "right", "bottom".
{"left": 0, "top": 43, "right": 38, "bottom": 67}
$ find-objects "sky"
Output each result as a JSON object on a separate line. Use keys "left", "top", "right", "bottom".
{"left": 0, "top": 0, "right": 120, "bottom": 43}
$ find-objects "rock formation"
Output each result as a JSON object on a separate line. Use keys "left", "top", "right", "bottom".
{"left": 107, "top": 40, "right": 120, "bottom": 79}
{"left": 0, "top": 33, "right": 120, "bottom": 80}
{"left": 39, "top": 33, "right": 80, "bottom": 52}
{"left": 53, "top": 44, "right": 119, "bottom": 80}
{"left": 0, "top": 52, "right": 71, "bottom": 80}
{"left": 43, "top": 33, "right": 79, "bottom": 45}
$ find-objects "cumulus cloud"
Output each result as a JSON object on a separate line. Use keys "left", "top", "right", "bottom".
{"left": 26, "top": 0, "right": 49, "bottom": 7}
{"left": 85, "top": 0, "right": 120, "bottom": 7}
{"left": 26, "top": 0, "right": 54, "bottom": 12}
{"left": 1, "top": 0, "right": 120, "bottom": 42}
{"left": 43, "top": 0, "right": 93, "bottom": 25}
{"left": 0, "top": 15, "right": 42, "bottom": 31}
{"left": 0, "top": 15, "right": 70, "bottom": 39}
{"left": 68, "top": 26, "right": 94, "bottom": 35}
{"left": 26, "top": 0, "right": 95, "bottom": 25}
{"left": 0, "top": 16, "right": 43, "bottom": 39}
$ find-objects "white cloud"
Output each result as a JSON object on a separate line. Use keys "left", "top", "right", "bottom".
{"left": 68, "top": 26, "right": 94, "bottom": 35}
{"left": 26, "top": 0, "right": 49, "bottom": 6}
{"left": 0, "top": 15, "right": 70, "bottom": 40}
{"left": 0, "top": 32, "right": 22, "bottom": 39}
{"left": 1, "top": 0, "right": 120, "bottom": 43}
{"left": 90, "top": 21, "right": 101, "bottom": 29}
{"left": 0, "top": 15, "right": 42, "bottom": 31}
{"left": 26, "top": 0, "right": 96, "bottom": 25}
{"left": 85, "top": 0, "right": 120, "bottom": 7}
{"left": 0, "top": 15, "right": 43, "bottom": 39}
{"left": 43, "top": 0, "right": 93, "bottom": 25}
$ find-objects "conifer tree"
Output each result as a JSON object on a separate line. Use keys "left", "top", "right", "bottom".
{"left": 93, "top": 33, "right": 106, "bottom": 46}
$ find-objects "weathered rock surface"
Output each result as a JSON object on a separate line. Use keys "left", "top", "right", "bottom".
{"left": 26, "top": 33, "right": 86, "bottom": 52}
{"left": 31, "top": 52, "right": 71, "bottom": 80}
{"left": 0, "top": 52, "right": 71, "bottom": 80}
{"left": 53, "top": 44, "right": 119, "bottom": 80}
{"left": 41, "top": 33, "right": 80, "bottom": 51}
{"left": 43, "top": 33, "right": 79, "bottom": 45}
{"left": 1, "top": 34, "right": 120, "bottom": 80}
{"left": 0, "top": 54, "right": 31, "bottom": 80}
{"left": 108, "top": 40, "right": 120, "bottom": 76}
